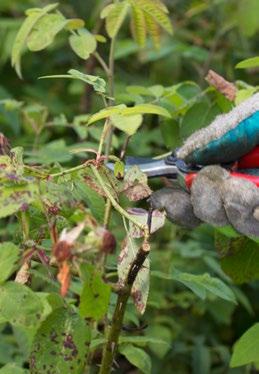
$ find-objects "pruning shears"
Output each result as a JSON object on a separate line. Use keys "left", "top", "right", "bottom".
{"left": 108, "top": 146, "right": 259, "bottom": 189}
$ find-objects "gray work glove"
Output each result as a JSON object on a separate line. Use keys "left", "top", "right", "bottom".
{"left": 150, "top": 166, "right": 259, "bottom": 237}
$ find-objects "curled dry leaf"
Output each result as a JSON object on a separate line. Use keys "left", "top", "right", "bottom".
{"left": 15, "top": 261, "right": 30, "bottom": 285}
{"left": 205, "top": 69, "right": 237, "bottom": 101}
{"left": 122, "top": 166, "right": 152, "bottom": 201}
{"left": 118, "top": 236, "right": 150, "bottom": 314}
{"left": 57, "top": 261, "right": 71, "bottom": 297}
{"left": 127, "top": 207, "right": 166, "bottom": 238}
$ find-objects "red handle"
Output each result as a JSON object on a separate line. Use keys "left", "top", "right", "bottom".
{"left": 185, "top": 171, "right": 259, "bottom": 189}
{"left": 238, "top": 146, "right": 259, "bottom": 169}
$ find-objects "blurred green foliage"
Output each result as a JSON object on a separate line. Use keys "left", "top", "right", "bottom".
{"left": 0, "top": 0, "right": 258, "bottom": 373}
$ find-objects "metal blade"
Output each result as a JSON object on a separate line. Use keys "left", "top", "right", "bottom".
{"left": 107, "top": 156, "right": 179, "bottom": 178}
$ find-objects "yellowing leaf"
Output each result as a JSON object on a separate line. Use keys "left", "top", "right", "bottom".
{"left": 69, "top": 28, "right": 97, "bottom": 60}
{"left": 65, "top": 18, "right": 85, "bottom": 30}
{"left": 11, "top": 3, "right": 59, "bottom": 78}
{"left": 104, "top": 1, "right": 130, "bottom": 38}
{"left": 145, "top": 12, "right": 161, "bottom": 49}
{"left": 27, "top": 13, "right": 67, "bottom": 51}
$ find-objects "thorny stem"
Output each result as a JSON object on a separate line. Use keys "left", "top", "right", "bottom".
{"left": 99, "top": 242, "right": 150, "bottom": 374}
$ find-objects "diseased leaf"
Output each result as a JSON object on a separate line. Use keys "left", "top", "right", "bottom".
{"left": 30, "top": 308, "right": 91, "bottom": 373}
{"left": 230, "top": 323, "right": 259, "bottom": 367}
{"left": 127, "top": 208, "right": 165, "bottom": 238}
{"left": 119, "top": 344, "right": 152, "bottom": 374}
{"left": 118, "top": 236, "right": 150, "bottom": 314}
{"left": 111, "top": 113, "right": 143, "bottom": 135}
{"left": 0, "top": 242, "right": 20, "bottom": 283}
{"left": 123, "top": 165, "right": 152, "bottom": 201}
{"left": 11, "top": 3, "right": 59, "bottom": 78}
{"left": 69, "top": 28, "right": 97, "bottom": 60}
{"left": 104, "top": 1, "right": 130, "bottom": 38}
{"left": 79, "top": 264, "right": 111, "bottom": 320}
{"left": 27, "top": 13, "right": 66, "bottom": 51}
{"left": 236, "top": 56, "right": 259, "bottom": 69}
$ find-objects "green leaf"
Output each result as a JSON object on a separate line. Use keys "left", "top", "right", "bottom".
{"left": 230, "top": 323, "right": 259, "bottom": 367}
{"left": 180, "top": 101, "right": 210, "bottom": 139}
{"left": 144, "top": 12, "right": 161, "bottom": 49}
{"left": 236, "top": 56, "right": 259, "bottom": 69}
{"left": 25, "top": 139, "right": 72, "bottom": 164}
{"left": 220, "top": 237, "right": 259, "bottom": 284}
{"left": 65, "top": 18, "right": 85, "bottom": 30}
{"left": 69, "top": 28, "right": 97, "bottom": 60}
{"left": 88, "top": 104, "right": 171, "bottom": 125}
{"left": 11, "top": 3, "right": 59, "bottom": 78}
{"left": 237, "top": 0, "right": 259, "bottom": 37}
{"left": 130, "top": 4, "right": 147, "bottom": 47}
{"left": 172, "top": 270, "right": 236, "bottom": 303}
{"left": 39, "top": 69, "right": 106, "bottom": 93}
{"left": 79, "top": 264, "right": 111, "bottom": 320}
{"left": 0, "top": 242, "right": 20, "bottom": 283}
{"left": 104, "top": 1, "right": 130, "bottom": 38}
{"left": 119, "top": 344, "right": 152, "bottom": 374}
{"left": 114, "top": 160, "right": 125, "bottom": 178}
{"left": 30, "top": 308, "right": 91, "bottom": 373}
{"left": 0, "top": 363, "right": 29, "bottom": 374}
{"left": 27, "top": 13, "right": 66, "bottom": 51}
{"left": 111, "top": 113, "right": 143, "bottom": 135}
{"left": 0, "top": 282, "right": 45, "bottom": 327}
{"left": 135, "top": 0, "right": 173, "bottom": 34}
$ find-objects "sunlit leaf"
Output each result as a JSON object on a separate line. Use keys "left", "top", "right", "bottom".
{"left": 111, "top": 113, "right": 143, "bottom": 135}
{"left": 236, "top": 56, "right": 259, "bottom": 69}
{"left": 230, "top": 323, "right": 259, "bottom": 367}
{"left": 27, "top": 13, "right": 66, "bottom": 51}
{"left": 130, "top": 4, "right": 147, "bottom": 47}
{"left": 69, "top": 28, "right": 97, "bottom": 60}
{"left": 11, "top": 3, "right": 59, "bottom": 78}
{"left": 104, "top": 1, "right": 130, "bottom": 38}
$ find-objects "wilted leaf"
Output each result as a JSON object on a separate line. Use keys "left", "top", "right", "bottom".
{"left": 11, "top": 3, "right": 59, "bottom": 78}
{"left": 230, "top": 323, "right": 259, "bottom": 367}
{"left": 79, "top": 264, "right": 111, "bottom": 320}
{"left": 127, "top": 208, "right": 165, "bottom": 237}
{"left": 0, "top": 282, "right": 45, "bottom": 326}
{"left": 30, "top": 308, "right": 91, "bottom": 373}
{"left": 123, "top": 166, "right": 152, "bottom": 201}
{"left": 69, "top": 28, "right": 97, "bottom": 60}
{"left": 27, "top": 13, "right": 66, "bottom": 51}
{"left": 0, "top": 242, "right": 20, "bottom": 283}
{"left": 118, "top": 236, "right": 150, "bottom": 314}
{"left": 119, "top": 344, "right": 152, "bottom": 374}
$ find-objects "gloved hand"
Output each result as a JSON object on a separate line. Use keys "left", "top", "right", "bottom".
{"left": 150, "top": 165, "right": 259, "bottom": 237}
{"left": 151, "top": 92, "right": 259, "bottom": 237}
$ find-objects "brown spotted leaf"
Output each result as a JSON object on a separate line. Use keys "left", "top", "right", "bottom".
{"left": 122, "top": 166, "right": 152, "bottom": 201}
{"left": 118, "top": 236, "right": 150, "bottom": 314}
{"left": 30, "top": 307, "right": 91, "bottom": 373}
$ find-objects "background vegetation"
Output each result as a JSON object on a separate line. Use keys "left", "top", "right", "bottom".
{"left": 0, "top": 0, "right": 258, "bottom": 373}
